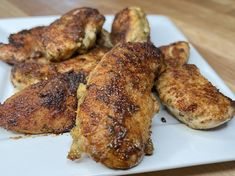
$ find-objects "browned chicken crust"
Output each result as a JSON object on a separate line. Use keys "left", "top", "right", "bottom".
{"left": 156, "top": 64, "right": 235, "bottom": 129}
{"left": 111, "top": 7, "right": 150, "bottom": 45}
{"left": 68, "top": 42, "right": 162, "bottom": 169}
{"left": 0, "top": 7, "right": 105, "bottom": 64}
{"left": 11, "top": 47, "right": 109, "bottom": 90}
{"left": 160, "top": 41, "right": 190, "bottom": 68}
{"left": 0, "top": 71, "right": 86, "bottom": 134}
{"left": 10, "top": 27, "right": 111, "bottom": 90}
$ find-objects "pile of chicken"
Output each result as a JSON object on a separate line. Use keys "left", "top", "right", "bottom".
{"left": 0, "top": 7, "right": 234, "bottom": 169}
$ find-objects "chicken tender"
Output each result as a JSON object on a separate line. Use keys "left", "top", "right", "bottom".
{"left": 160, "top": 41, "right": 190, "bottom": 68}
{"left": 68, "top": 42, "right": 162, "bottom": 169}
{"left": 156, "top": 64, "right": 235, "bottom": 129}
{"left": 11, "top": 47, "right": 109, "bottom": 90}
{"left": 111, "top": 7, "right": 150, "bottom": 45}
{"left": 0, "top": 7, "right": 105, "bottom": 64}
{"left": 0, "top": 71, "right": 86, "bottom": 134}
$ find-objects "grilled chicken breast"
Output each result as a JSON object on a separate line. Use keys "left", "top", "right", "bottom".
{"left": 160, "top": 41, "right": 190, "bottom": 68}
{"left": 11, "top": 47, "right": 109, "bottom": 90}
{"left": 111, "top": 7, "right": 150, "bottom": 45}
{"left": 0, "top": 71, "right": 86, "bottom": 134}
{"left": 0, "top": 7, "right": 105, "bottom": 64}
{"left": 68, "top": 42, "right": 162, "bottom": 169}
{"left": 156, "top": 64, "right": 235, "bottom": 129}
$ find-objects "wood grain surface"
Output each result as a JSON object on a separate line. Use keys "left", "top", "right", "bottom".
{"left": 0, "top": 0, "right": 234, "bottom": 175}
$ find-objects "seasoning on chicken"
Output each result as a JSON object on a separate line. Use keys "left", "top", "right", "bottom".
{"left": 0, "top": 71, "right": 86, "bottom": 134}
{"left": 156, "top": 64, "right": 235, "bottom": 129}
{"left": 0, "top": 7, "right": 105, "bottom": 64}
{"left": 68, "top": 42, "right": 163, "bottom": 169}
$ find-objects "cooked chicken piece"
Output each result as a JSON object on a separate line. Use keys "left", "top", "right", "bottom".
{"left": 160, "top": 41, "right": 190, "bottom": 68}
{"left": 11, "top": 47, "right": 109, "bottom": 90}
{"left": 68, "top": 42, "right": 162, "bottom": 169}
{"left": 156, "top": 64, "right": 235, "bottom": 129}
{"left": 0, "top": 7, "right": 105, "bottom": 64}
{"left": 0, "top": 71, "right": 86, "bottom": 134}
{"left": 5, "top": 26, "right": 49, "bottom": 64}
{"left": 111, "top": 7, "right": 150, "bottom": 45}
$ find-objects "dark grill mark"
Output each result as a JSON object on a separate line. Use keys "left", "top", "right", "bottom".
{"left": 40, "top": 86, "right": 66, "bottom": 110}
{"left": 39, "top": 71, "right": 85, "bottom": 110}
{"left": 66, "top": 71, "right": 87, "bottom": 94}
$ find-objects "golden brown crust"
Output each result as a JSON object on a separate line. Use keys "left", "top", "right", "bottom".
{"left": 11, "top": 47, "right": 109, "bottom": 90}
{"left": 111, "top": 7, "right": 150, "bottom": 45}
{"left": 0, "top": 7, "right": 105, "bottom": 64}
{"left": 42, "top": 8, "right": 105, "bottom": 61}
{"left": 0, "top": 71, "right": 86, "bottom": 134}
{"left": 156, "top": 64, "right": 235, "bottom": 129}
{"left": 159, "top": 41, "right": 190, "bottom": 68}
{"left": 68, "top": 42, "right": 162, "bottom": 169}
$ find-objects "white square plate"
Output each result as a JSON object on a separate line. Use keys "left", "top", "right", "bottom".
{"left": 0, "top": 15, "right": 234, "bottom": 176}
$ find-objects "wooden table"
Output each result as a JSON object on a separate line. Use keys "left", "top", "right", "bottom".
{"left": 0, "top": 0, "right": 234, "bottom": 175}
